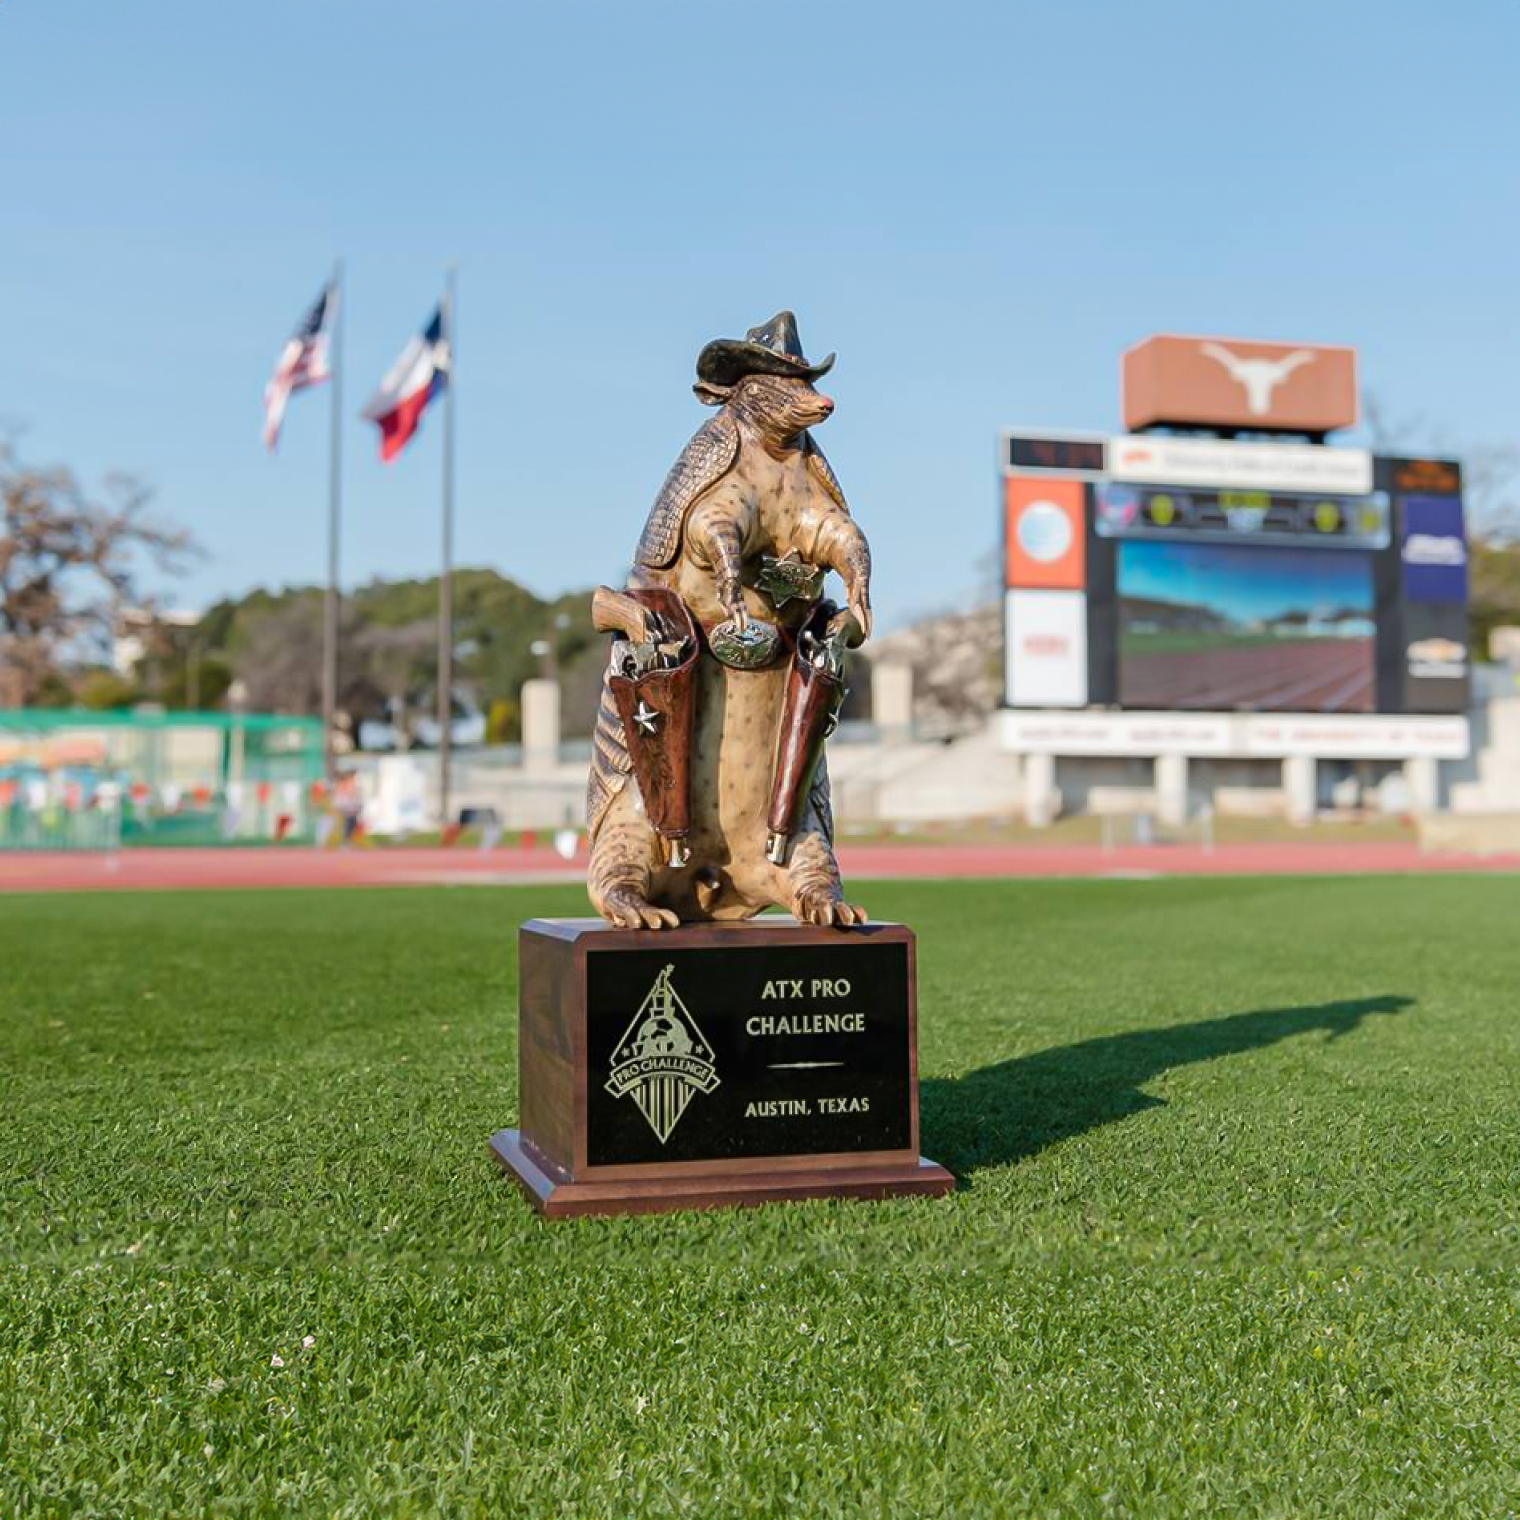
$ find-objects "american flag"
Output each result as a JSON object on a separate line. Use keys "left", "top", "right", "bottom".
{"left": 262, "top": 282, "right": 335, "bottom": 450}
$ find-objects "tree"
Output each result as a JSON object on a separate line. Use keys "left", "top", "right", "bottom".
{"left": 74, "top": 667, "right": 140, "bottom": 710}
{"left": 195, "top": 568, "right": 604, "bottom": 741}
{"left": 351, "top": 618, "right": 436, "bottom": 746}
{"left": 1363, "top": 391, "right": 1520, "bottom": 538}
{"left": 234, "top": 595, "right": 378, "bottom": 720}
{"left": 1471, "top": 540, "right": 1520, "bottom": 657}
{"left": 0, "top": 434, "right": 196, "bottom": 705}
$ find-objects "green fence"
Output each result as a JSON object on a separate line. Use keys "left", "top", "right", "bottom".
{"left": 0, "top": 708, "right": 324, "bottom": 849}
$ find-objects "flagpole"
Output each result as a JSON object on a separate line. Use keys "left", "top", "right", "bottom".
{"left": 438, "top": 266, "right": 457, "bottom": 832}
{"left": 323, "top": 259, "right": 344, "bottom": 788}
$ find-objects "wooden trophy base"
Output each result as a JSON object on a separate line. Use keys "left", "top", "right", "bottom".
{"left": 490, "top": 1129, "right": 951, "bottom": 1219}
{"left": 491, "top": 917, "right": 953, "bottom": 1220}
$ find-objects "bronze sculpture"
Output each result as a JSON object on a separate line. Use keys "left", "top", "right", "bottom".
{"left": 492, "top": 313, "right": 952, "bottom": 1216}
{"left": 586, "top": 312, "right": 872, "bottom": 930}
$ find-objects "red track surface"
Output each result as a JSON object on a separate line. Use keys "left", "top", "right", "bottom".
{"left": 3, "top": 841, "right": 1520, "bottom": 893}
{"left": 1123, "top": 639, "right": 1373, "bottom": 712}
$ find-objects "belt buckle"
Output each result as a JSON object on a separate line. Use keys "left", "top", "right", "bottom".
{"left": 709, "top": 617, "right": 781, "bottom": 669}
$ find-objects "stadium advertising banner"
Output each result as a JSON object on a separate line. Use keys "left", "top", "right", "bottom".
{"left": 1001, "top": 433, "right": 1468, "bottom": 717}
{"left": 1400, "top": 494, "right": 1468, "bottom": 605}
{"left": 1106, "top": 434, "right": 1373, "bottom": 494}
{"left": 1002, "top": 476, "right": 1089, "bottom": 707}
{"left": 1004, "top": 589, "right": 1087, "bottom": 707}
{"left": 1003, "top": 476, "right": 1085, "bottom": 590}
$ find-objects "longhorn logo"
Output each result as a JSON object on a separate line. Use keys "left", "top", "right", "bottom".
{"left": 1199, "top": 342, "right": 1315, "bottom": 416}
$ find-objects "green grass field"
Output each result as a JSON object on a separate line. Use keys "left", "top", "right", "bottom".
{"left": 3, "top": 877, "right": 1519, "bottom": 1518}
{"left": 1118, "top": 630, "right": 1376, "bottom": 659}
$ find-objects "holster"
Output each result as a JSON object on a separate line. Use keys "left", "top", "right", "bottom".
{"left": 765, "top": 602, "right": 847, "bottom": 864}
{"left": 607, "top": 589, "right": 699, "bottom": 866}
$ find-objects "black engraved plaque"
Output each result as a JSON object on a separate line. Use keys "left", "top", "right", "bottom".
{"left": 585, "top": 939, "right": 912, "bottom": 1165}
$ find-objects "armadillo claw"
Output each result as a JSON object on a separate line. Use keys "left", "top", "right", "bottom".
{"left": 793, "top": 887, "right": 868, "bottom": 929}
{"left": 603, "top": 888, "right": 680, "bottom": 930}
{"left": 848, "top": 599, "right": 872, "bottom": 643}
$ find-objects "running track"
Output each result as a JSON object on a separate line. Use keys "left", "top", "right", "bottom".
{"left": 3, "top": 841, "right": 1520, "bottom": 893}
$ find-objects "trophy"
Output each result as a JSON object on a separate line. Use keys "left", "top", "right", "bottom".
{"left": 491, "top": 313, "right": 952, "bottom": 1215}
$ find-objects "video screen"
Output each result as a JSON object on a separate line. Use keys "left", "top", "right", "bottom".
{"left": 1117, "top": 541, "right": 1376, "bottom": 712}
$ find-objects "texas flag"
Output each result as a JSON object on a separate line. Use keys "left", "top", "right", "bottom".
{"left": 362, "top": 307, "right": 449, "bottom": 462}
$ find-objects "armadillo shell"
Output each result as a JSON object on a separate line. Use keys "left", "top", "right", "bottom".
{"left": 635, "top": 412, "right": 740, "bottom": 569}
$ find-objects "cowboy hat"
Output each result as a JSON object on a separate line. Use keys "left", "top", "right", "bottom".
{"left": 695, "top": 310, "right": 835, "bottom": 389}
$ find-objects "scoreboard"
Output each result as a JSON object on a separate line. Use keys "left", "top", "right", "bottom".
{"left": 1092, "top": 483, "right": 1390, "bottom": 548}
{"left": 1000, "top": 431, "right": 1469, "bottom": 716}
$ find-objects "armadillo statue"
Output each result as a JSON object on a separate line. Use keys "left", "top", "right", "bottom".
{"left": 586, "top": 311, "right": 873, "bottom": 930}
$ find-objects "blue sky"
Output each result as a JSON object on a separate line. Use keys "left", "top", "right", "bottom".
{"left": 1119, "top": 541, "right": 1373, "bottom": 623}
{"left": 3, "top": 1, "right": 1517, "bottom": 630}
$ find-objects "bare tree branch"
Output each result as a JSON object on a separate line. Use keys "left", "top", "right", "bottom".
{"left": 1361, "top": 388, "right": 1520, "bottom": 540}
{"left": 0, "top": 433, "right": 199, "bottom": 703}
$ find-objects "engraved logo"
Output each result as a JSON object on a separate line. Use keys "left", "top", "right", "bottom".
{"left": 605, "top": 964, "right": 720, "bottom": 1143}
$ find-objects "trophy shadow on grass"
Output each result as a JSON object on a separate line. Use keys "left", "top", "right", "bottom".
{"left": 919, "top": 993, "right": 1414, "bottom": 1180}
